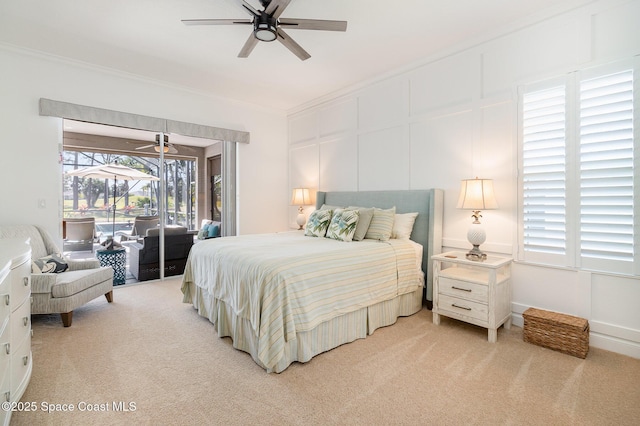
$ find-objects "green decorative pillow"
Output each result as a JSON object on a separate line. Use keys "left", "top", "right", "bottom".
{"left": 197, "top": 227, "right": 208, "bottom": 240}
{"left": 197, "top": 220, "right": 212, "bottom": 240}
{"left": 326, "top": 209, "right": 360, "bottom": 242}
{"left": 365, "top": 207, "right": 396, "bottom": 241}
{"left": 346, "top": 206, "right": 374, "bottom": 241}
{"left": 305, "top": 209, "right": 333, "bottom": 237}
{"left": 32, "top": 253, "right": 68, "bottom": 274}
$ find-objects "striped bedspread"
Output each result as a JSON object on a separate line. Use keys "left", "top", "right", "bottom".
{"left": 182, "top": 231, "right": 423, "bottom": 369}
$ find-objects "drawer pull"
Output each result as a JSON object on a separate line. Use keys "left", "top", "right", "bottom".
{"left": 4, "top": 294, "right": 9, "bottom": 306}
{"left": 23, "top": 316, "right": 29, "bottom": 327}
{"left": 4, "top": 343, "right": 9, "bottom": 355}
{"left": 451, "top": 286, "right": 472, "bottom": 292}
{"left": 452, "top": 303, "right": 472, "bottom": 311}
{"left": 23, "top": 277, "right": 29, "bottom": 286}
{"left": 23, "top": 355, "right": 29, "bottom": 366}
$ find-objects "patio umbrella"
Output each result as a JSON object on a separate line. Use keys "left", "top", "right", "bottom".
{"left": 66, "top": 163, "right": 160, "bottom": 240}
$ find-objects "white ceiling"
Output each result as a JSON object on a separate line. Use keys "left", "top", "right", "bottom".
{"left": 0, "top": 0, "right": 596, "bottom": 113}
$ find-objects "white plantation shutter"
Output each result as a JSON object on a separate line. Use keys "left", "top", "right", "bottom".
{"left": 579, "top": 70, "right": 634, "bottom": 270}
{"left": 521, "top": 86, "right": 567, "bottom": 262}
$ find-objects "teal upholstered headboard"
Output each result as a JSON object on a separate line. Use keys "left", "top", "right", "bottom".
{"left": 315, "top": 189, "right": 443, "bottom": 306}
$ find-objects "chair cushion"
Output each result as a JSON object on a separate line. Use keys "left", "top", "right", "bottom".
{"left": 48, "top": 267, "right": 113, "bottom": 298}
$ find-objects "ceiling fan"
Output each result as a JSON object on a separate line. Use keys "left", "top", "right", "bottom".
{"left": 182, "top": 0, "right": 347, "bottom": 61}
{"left": 136, "top": 134, "right": 178, "bottom": 154}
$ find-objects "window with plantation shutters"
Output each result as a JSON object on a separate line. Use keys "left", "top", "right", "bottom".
{"left": 521, "top": 85, "right": 568, "bottom": 264}
{"left": 579, "top": 70, "right": 634, "bottom": 271}
{"left": 519, "top": 63, "right": 636, "bottom": 275}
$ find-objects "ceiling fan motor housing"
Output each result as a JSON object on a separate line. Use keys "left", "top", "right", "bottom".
{"left": 254, "top": 13, "right": 277, "bottom": 41}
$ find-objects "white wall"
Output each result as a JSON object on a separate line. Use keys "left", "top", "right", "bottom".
{"left": 287, "top": 0, "right": 640, "bottom": 357}
{"left": 0, "top": 45, "right": 289, "bottom": 241}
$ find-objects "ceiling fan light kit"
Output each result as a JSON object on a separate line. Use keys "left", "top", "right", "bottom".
{"left": 182, "top": 0, "right": 347, "bottom": 60}
{"left": 255, "top": 15, "right": 277, "bottom": 41}
{"left": 136, "top": 134, "right": 178, "bottom": 155}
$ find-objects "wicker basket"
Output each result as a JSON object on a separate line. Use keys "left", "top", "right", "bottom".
{"left": 523, "top": 308, "right": 589, "bottom": 359}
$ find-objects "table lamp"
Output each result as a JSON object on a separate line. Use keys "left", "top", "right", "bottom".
{"left": 291, "top": 188, "right": 311, "bottom": 230}
{"left": 457, "top": 178, "right": 498, "bottom": 261}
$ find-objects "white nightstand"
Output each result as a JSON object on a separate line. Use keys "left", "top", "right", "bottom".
{"left": 432, "top": 251, "right": 512, "bottom": 342}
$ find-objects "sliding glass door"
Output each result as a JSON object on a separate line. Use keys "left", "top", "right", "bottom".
{"left": 62, "top": 144, "right": 197, "bottom": 284}
{"left": 62, "top": 151, "right": 196, "bottom": 236}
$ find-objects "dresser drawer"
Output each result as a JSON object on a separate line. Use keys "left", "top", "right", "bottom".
{"left": 10, "top": 299, "right": 30, "bottom": 349}
{"left": 438, "top": 277, "right": 488, "bottom": 303}
{"left": 0, "top": 292, "right": 10, "bottom": 330}
{"left": 437, "top": 294, "right": 488, "bottom": 323}
{"left": 10, "top": 337, "right": 31, "bottom": 400}
{"left": 10, "top": 259, "right": 30, "bottom": 310}
{"left": 0, "top": 321, "right": 9, "bottom": 386}
{"left": 0, "top": 368, "right": 9, "bottom": 400}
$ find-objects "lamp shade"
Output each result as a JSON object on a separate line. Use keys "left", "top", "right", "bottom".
{"left": 291, "top": 188, "right": 311, "bottom": 206}
{"left": 456, "top": 178, "right": 498, "bottom": 210}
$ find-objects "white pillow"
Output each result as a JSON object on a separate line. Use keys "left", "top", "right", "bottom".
{"left": 392, "top": 212, "right": 418, "bottom": 239}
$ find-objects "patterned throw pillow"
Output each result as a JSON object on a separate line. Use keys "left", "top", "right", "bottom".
{"left": 365, "top": 206, "right": 396, "bottom": 241}
{"left": 304, "top": 209, "right": 333, "bottom": 237}
{"left": 32, "top": 253, "right": 69, "bottom": 274}
{"left": 326, "top": 209, "right": 360, "bottom": 242}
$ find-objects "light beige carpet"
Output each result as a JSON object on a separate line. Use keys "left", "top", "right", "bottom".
{"left": 11, "top": 278, "right": 640, "bottom": 425}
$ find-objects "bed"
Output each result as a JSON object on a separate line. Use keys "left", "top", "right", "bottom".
{"left": 181, "top": 189, "right": 443, "bottom": 373}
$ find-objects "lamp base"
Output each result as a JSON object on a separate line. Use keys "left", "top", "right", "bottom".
{"left": 295, "top": 212, "right": 306, "bottom": 230}
{"left": 465, "top": 245, "right": 487, "bottom": 262}
{"left": 466, "top": 221, "right": 487, "bottom": 261}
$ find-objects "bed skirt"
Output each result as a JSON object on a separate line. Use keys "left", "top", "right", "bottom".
{"left": 183, "top": 281, "right": 423, "bottom": 373}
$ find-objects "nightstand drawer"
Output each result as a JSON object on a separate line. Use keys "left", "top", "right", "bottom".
{"left": 438, "top": 277, "right": 488, "bottom": 303}
{"left": 438, "top": 294, "right": 488, "bottom": 322}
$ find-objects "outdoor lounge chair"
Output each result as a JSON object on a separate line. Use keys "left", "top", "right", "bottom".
{"left": 128, "top": 226, "right": 194, "bottom": 281}
{"left": 116, "top": 215, "right": 159, "bottom": 242}
{"left": 63, "top": 217, "right": 98, "bottom": 252}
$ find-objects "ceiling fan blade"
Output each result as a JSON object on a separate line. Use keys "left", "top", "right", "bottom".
{"left": 278, "top": 18, "right": 347, "bottom": 32}
{"left": 265, "top": 0, "right": 291, "bottom": 19}
{"left": 277, "top": 28, "right": 310, "bottom": 61}
{"left": 241, "top": 0, "right": 260, "bottom": 17}
{"left": 136, "top": 144, "right": 155, "bottom": 150}
{"left": 182, "top": 19, "right": 252, "bottom": 26}
{"left": 238, "top": 32, "right": 259, "bottom": 58}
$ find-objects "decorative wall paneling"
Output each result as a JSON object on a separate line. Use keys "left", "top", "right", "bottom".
{"left": 287, "top": 0, "right": 640, "bottom": 358}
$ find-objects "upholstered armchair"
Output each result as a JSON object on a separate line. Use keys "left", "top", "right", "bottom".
{"left": 0, "top": 225, "right": 113, "bottom": 327}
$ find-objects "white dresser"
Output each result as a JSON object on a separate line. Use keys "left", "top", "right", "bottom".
{"left": 432, "top": 251, "right": 512, "bottom": 342}
{"left": 0, "top": 239, "right": 32, "bottom": 426}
